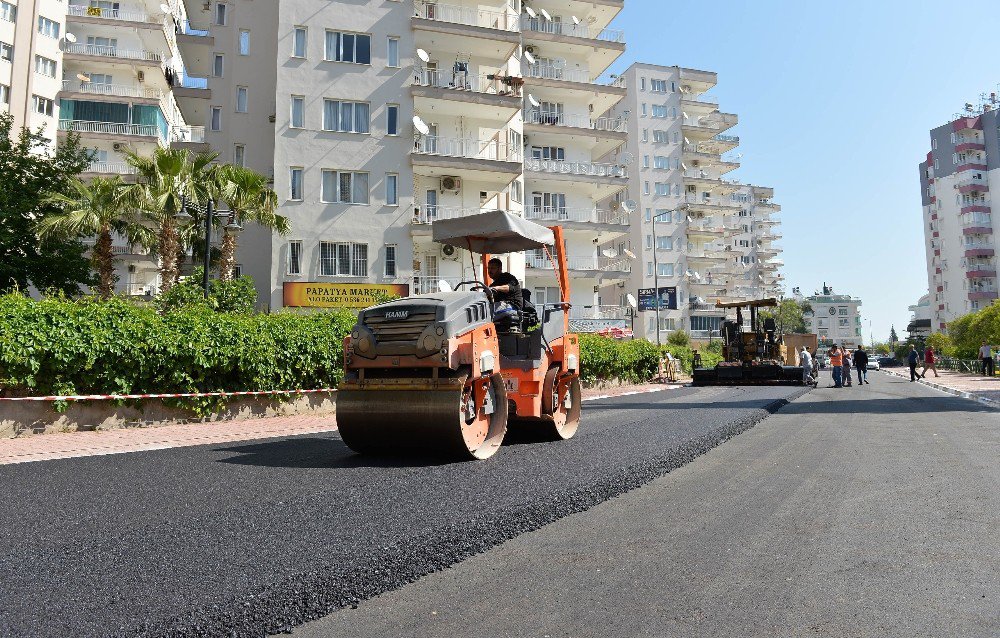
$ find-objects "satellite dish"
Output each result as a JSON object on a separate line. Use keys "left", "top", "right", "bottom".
{"left": 694, "top": 272, "right": 701, "bottom": 281}
{"left": 76, "top": 72, "right": 90, "bottom": 82}
{"left": 159, "top": 3, "right": 171, "bottom": 13}
{"left": 416, "top": 48, "right": 430, "bottom": 63}
{"left": 528, "top": 93, "right": 540, "bottom": 108}
{"left": 622, "top": 200, "right": 637, "bottom": 213}
{"left": 412, "top": 115, "right": 430, "bottom": 135}
{"left": 685, "top": 270, "right": 693, "bottom": 277}
{"left": 572, "top": 15, "right": 581, "bottom": 25}
{"left": 619, "top": 152, "right": 634, "bottom": 164}
{"left": 438, "top": 280, "right": 453, "bottom": 292}
{"left": 602, "top": 248, "right": 618, "bottom": 258}
{"left": 540, "top": 8, "right": 552, "bottom": 20}
{"left": 523, "top": 50, "right": 536, "bottom": 65}
{"left": 626, "top": 293, "right": 637, "bottom": 309}
{"left": 686, "top": 216, "right": 694, "bottom": 223}
{"left": 65, "top": 33, "right": 78, "bottom": 43}
{"left": 624, "top": 248, "right": 637, "bottom": 259}
{"left": 683, "top": 136, "right": 690, "bottom": 144}
{"left": 524, "top": 6, "right": 537, "bottom": 18}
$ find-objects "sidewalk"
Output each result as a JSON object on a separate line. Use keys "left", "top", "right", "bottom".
{"left": 0, "top": 381, "right": 682, "bottom": 466}
{"left": 882, "top": 367, "right": 1000, "bottom": 407}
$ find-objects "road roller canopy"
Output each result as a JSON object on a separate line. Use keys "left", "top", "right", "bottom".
{"left": 715, "top": 297, "right": 779, "bottom": 309}
{"left": 432, "top": 210, "right": 555, "bottom": 254}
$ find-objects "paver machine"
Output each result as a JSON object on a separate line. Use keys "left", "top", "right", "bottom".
{"left": 336, "top": 210, "right": 582, "bottom": 460}
{"left": 692, "top": 298, "right": 805, "bottom": 385}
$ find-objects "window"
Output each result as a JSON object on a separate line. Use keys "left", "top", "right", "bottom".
{"left": 290, "top": 95, "right": 304, "bottom": 128}
{"left": 233, "top": 144, "right": 245, "bottom": 167}
{"left": 38, "top": 16, "right": 60, "bottom": 38}
{"left": 838, "top": 307, "right": 848, "bottom": 315}
{"left": 34, "top": 55, "right": 56, "bottom": 78}
{"left": 239, "top": 29, "right": 250, "bottom": 55}
{"left": 215, "top": 2, "right": 227, "bottom": 25}
{"left": 646, "top": 262, "right": 653, "bottom": 276}
{"left": 321, "top": 170, "right": 369, "bottom": 204}
{"left": 653, "top": 130, "right": 668, "bottom": 143}
{"left": 656, "top": 209, "right": 671, "bottom": 223}
{"left": 529, "top": 146, "right": 564, "bottom": 160}
{"left": 32, "top": 95, "right": 53, "bottom": 116}
{"left": 322, "top": 99, "right": 370, "bottom": 133}
{"left": 210, "top": 106, "right": 222, "bottom": 130}
{"left": 0, "top": 84, "right": 9, "bottom": 105}
{"left": 293, "top": 27, "right": 307, "bottom": 58}
{"left": 653, "top": 156, "right": 669, "bottom": 169}
{"left": 645, "top": 208, "right": 652, "bottom": 222}
{"left": 287, "top": 240, "right": 303, "bottom": 275}
{"left": 289, "top": 167, "right": 303, "bottom": 200}
{"left": 641, "top": 103, "right": 647, "bottom": 117}
{"left": 510, "top": 180, "right": 522, "bottom": 204}
{"left": 0, "top": 2, "right": 15, "bottom": 22}
{"left": 640, "top": 77, "right": 646, "bottom": 91}
{"left": 235, "top": 86, "right": 248, "bottom": 112}
{"left": 324, "top": 31, "right": 371, "bottom": 64}
{"left": 386, "top": 104, "right": 398, "bottom": 135}
{"left": 320, "top": 241, "right": 367, "bottom": 276}
{"left": 658, "top": 263, "right": 673, "bottom": 277}
{"left": 651, "top": 105, "right": 668, "bottom": 118}
{"left": 213, "top": 54, "right": 224, "bottom": 77}
{"left": 642, "top": 155, "right": 649, "bottom": 168}
{"left": 0, "top": 41, "right": 12, "bottom": 63}
{"left": 385, "top": 173, "right": 398, "bottom": 205}
{"left": 932, "top": 138, "right": 938, "bottom": 150}
{"left": 650, "top": 79, "right": 667, "bottom": 93}
{"left": 641, "top": 128, "right": 648, "bottom": 142}
{"left": 643, "top": 181, "right": 649, "bottom": 195}
{"left": 656, "top": 235, "right": 672, "bottom": 250}
{"left": 384, "top": 244, "right": 397, "bottom": 277}
{"left": 654, "top": 183, "right": 670, "bottom": 196}
{"left": 387, "top": 37, "right": 399, "bottom": 67}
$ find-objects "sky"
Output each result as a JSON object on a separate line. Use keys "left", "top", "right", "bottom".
{"left": 603, "top": 0, "right": 1000, "bottom": 341}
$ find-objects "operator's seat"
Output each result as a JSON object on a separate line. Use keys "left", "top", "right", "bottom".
{"left": 521, "top": 289, "right": 539, "bottom": 331}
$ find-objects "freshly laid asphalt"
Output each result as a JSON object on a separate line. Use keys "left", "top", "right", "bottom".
{"left": 296, "top": 372, "right": 1000, "bottom": 638}
{"left": 0, "top": 382, "right": 804, "bottom": 637}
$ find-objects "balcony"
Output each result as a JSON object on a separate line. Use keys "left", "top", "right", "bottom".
{"left": 82, "top": 238, "right": 149, "bottom": 257}
{"left": 692, "top": 134, "right": 740, "bottom": 154}
{"left": 525, "top": 158, "right": 626, "bottom": 179}
{"left": 83, "top": 161, "right": 139, "bottom": 176}
{"left": 411, "top": 68, "right": 522, "bottom": 114}
{"left": 412, "top": 276, "right": 462, "bottom": 295}
{"left": 173, "top": 73, "right": 211, "bottom": 100}
{"left": 683, "top": 170, "right": 742, "bottom": 194}
{"left": 66, "top": 3, "right": 161, "bottom": 27}
{"left": 521, "top": 64, "right": 625, "bottom": 113}
{"left": 525, "top": 110, "right": 626, "bottom": 133}
{"left": 411, "top": 136, "right": 522, "bottom": 182}
{"left": 524, "top": 206, "right": 628, "bottom": 236}
{"left": 64, "top": 43, "right": 162, "bottom": 65}
{"left": 683, "top": 194, "right": 739, "bottom": 210}
{"left": 176, "top": 19, "right": 212, "bottom": 43}
{"left": 686, "top": 219, "right": 726, "bottom": 237}
{"left": 570, "top": 305, "right": 628, "bottom": 320}
{"left": 170, "top": 125, "right": 208, "bottom": 151}
{"left": 524, "top": 111, "right": 626, "bottom": 156}
{"left": 960, "top": 201, "right": 990, "bottom": 214}
{"left": 524, "top": 158, "right": 627, "bottom": 199}
{"left": 412, "top": 1, "right": 520, "bottom": 44}
{"left": 60, "top": 80, "right": 162, "bottom": 100}
{"left": 411, "top": 204, "right": 486, "bottom": 224}
{"left": 520, "top": 17, "right": 624, "bottom": 44}
{"left": 524, "top": 63, "right": 592, "bottom": 85}
{"left": 59, "top": 119, "right": 163, "bottom": 143}
{"left": 966, "top": 268, "right": 998, "bottom": 279}
{"left": 526, "top": 254, "right": 631, "bottom": 278}
{"left": 413, "top": 136, "right": 520, "bottom": 162}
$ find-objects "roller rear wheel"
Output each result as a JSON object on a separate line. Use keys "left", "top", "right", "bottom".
{"left": 541, "top": 367, "right": 582, "bottom": 440}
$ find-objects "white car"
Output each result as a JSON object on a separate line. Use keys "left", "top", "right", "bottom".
{"left": 866, "top": 356, "right": 880, "bottom": 371}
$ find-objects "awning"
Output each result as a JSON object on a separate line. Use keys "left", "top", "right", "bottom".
{"left": 432, "top": 210, "right": 555, "bottom": 254}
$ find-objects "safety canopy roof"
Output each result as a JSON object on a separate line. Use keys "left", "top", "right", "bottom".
{"left": 715, "top": 297, "right": 779, "bottom": 309}
{"left": 432, "top": 210, "right": 555, "bottom": 254}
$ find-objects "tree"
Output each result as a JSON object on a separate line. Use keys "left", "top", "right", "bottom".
{"left": 0, "top": 113, "right": 95, "bottom": 294}
{"left": 37, "top": 177, "right": 153, "bottom": 298}
{"left": 760, "top": 299, "right": 808, "bottom": 334}
{"left": 215, "top": 164, "right": 287, "bottom": 281}
{"left": 925, "top": 332, "right": 954, "bottom": 357}
{"left": 120, "top": 147, "right": 219, "bottom": 292}
{"left": 889, "top": 325, "right": 899, "bottom": 344}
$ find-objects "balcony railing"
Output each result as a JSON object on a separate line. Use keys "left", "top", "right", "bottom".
{"left": 177, "top": 73, "right": 209, "bottom": 89}
{"left": 683, "top": 194, "right": 739, "bottom": 208}
{"left": 570, "top": 306, "right": 628, "bottom": 320}
{"left": 123, "top": 282, "right": 158, "bottom": 296}
{"left": 524, "top": 63, "right": 592, "bottom": 84}
{"left": 526, "top": 255, "right": 631, "bottom": 272}
{"left": 412, "top": 68, "right": 522, "bottom": 97}
{"left": 525, "top": 206, "right": 628, "bottom": 225}
{"left": 59, "top": 119, "right": 160, "bottom": 138}
{"left": 64, "top": 43, "right": 162, "bottom": 63}
{"left": 962, "top": 214, "right": 993, "bottom": 227}
{"left": 178, "top": 20, "right": 211, "bottom": 36}
{"left": 412, "top": 1, "right": 519, "bottom": 32}
{"left": 414, "top": 136, "right": 521, "bottom": 162}
{"left": 60, "top": 80, "right": 162, "bottom": 99}
{"left": 85, "top": 161, "right": 138, "bottom": 174}
{"left": 67, "top": 4, "right": 152, "bottom": 23}
{"left": 412, "top": 276, "right": 463, "bottom": 295}
{"left": 524, "top": 158, "right": 627, "bottom": 179}
{"left": 520, "top": 17, "right": 624, "bottom": 43}
{"left": 712, "top": 134, "right": 739, "bottom": 144}
{"left": 524, "top": 110, "right": 627, "bottom": 132}
{"left": 412, "top": 204, "right": 486, "bottom": 224}
{"left": 170, "top": 125, "right": 206, "bottom": 143}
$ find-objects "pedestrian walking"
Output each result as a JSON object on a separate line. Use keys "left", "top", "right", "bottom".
{"left": 854, "top": 347, "right": 869, "bottom": 385}
{"left": 907, "top": 345, "right": 922, "bottom": 382}
{"left": 980, "top": 342, "right": 995, "bottom": 377}
{"left": 842, "top": 350, "right": 853, "bottom": 386}
{"left": 829, "top": 345, "right": 844, "bottom": 388}
{"left": 921, "top": 346, "right": 940, "bottom": 378}
{"left": 811, "top": 348, "right": 820, "bottom": 380}
{"left": 799, "top": 346, "right": 815, "bottom": 386}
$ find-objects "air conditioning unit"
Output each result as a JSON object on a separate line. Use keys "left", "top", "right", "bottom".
{"left": 137, "top": 70, "right": 145, "bottom": 82}
{"left": 440, "top": 176, "right": 461, "bottom": 192}
{"left": 441, "top": 244, "right": 456, "bottom": 258}
{"left": 268, "top": 114, "right": 276, "bottom": 123}
{"left": 112, "top": 142, "right": 123, "bottom": 151}
{"left": 525, "top": 45, "right": 537, "bottom": 54}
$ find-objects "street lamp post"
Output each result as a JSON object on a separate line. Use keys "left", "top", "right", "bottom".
{"left": 652, "top": 205, "right": 686, "bottom": 348}
{"left": 175, "top": 197, "right": 241, "bottom": 298}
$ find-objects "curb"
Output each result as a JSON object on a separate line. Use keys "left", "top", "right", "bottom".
{"left": 882, "top": 369, "right": 1000, "bottom": 409}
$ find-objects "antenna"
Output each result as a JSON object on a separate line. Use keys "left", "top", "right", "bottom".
{"left": 416, "top": 48, "right": 430, "bottom": 63}
{"left": 524, "top": 6, "right": 537, "bottom": 18}
{"left": 540, "top": 8, "right": 552, "bottom": 20}
{"left": 622, "top": 199, "right": 637, "bottom": 213}
{"left": 571, "top": 15, "right": 581, "bottom": 25}
{"left": 626, "top": 293, "right": 637, "bottom": 308}
{"left": 527, "top": 93, "right": 540, "bottom": 108}
{"left": 65, "top": 33, "right": 78, "bottom": 43}
{"left": 76, "top": 72, "right": 90, "bottom": 82}
{"left": 523, "top": 50, "right": 536, "bottom": 65}
{"left": 624, "top": 248, "right": 637, "bottom": 259}
{"left": 412, "top": 115, "right": 430, "bottom": 135}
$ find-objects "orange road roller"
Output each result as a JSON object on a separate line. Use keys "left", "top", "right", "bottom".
{"left": 337, "top": 210, "right": 582, "bottom": 460}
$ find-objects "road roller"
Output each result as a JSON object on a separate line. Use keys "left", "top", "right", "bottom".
{"left": 336, "top": 210, "right": 581, "bottom": 460}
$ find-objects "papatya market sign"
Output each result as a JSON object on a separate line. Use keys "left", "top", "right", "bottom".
{"left": 283, "top": 283, "right": 409, "bottom": 308}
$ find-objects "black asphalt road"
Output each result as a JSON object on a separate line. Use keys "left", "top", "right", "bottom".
{"left": 0, "top": 383, "right": 803, "bottom": 638}
{"left": 296, "top": 373, "right": 1000, "bottom": 638}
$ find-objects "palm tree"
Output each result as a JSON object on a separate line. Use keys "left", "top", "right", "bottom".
{"left": 37, "top": 177, "right": 152, "bottom": 298}
{"left": 120, "top": 147, "right": 219, "bottom": 291}
{"left": 216, "top": 164, "right": 288, "bottom": 281}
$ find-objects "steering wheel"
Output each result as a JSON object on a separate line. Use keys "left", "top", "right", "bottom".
{"left": 457, "top": 280, "right": 494, "bottom": 301}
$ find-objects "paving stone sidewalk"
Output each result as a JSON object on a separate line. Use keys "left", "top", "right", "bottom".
{"left": 882, "top": 367, "right": 1000, "bottom": 406}
{"left": 0, "top": 382, "right": 682, "bottom": 466}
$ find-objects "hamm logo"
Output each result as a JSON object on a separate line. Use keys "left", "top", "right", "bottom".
{"left": 384, "top": 310, "right": 409, "bottom": 320}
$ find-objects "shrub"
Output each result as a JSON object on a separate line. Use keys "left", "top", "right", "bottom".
{"left": 155, "top": 267, "right": 258, "bottom": 314}
{"left": 578, "top": 334, "right": 724, "bottom": 382}
{"left": 666, "top": 329, "right": 690, "bottom": 347}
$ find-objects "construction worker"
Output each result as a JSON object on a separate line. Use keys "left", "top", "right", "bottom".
{"left": 799, "top": 346, "right": 814, "bottom": 386}
{"left": 829, "top": 344, "right": 844, "bottom": 388}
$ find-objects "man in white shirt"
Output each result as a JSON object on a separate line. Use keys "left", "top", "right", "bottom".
{"left": 799, "top": 347, "right": 814, "bottom": 386}
{"left": 980, "top": 342, "right": 994, "bottom": 377}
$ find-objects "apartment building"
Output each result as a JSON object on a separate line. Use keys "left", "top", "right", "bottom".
{"left": 919, "top": 96, "right": 1000, "bottom": 332}
{"left": 907, "top": 293, "right": 931, "bottom": 340}
{"left": 606, "top": 62, "right": 784, "bottom": 341}
{"left": 800, "top": 284, "right": 863, "bottom": 350}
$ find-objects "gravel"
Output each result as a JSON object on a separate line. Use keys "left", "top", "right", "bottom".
{"left": 0, "top": 384, "right": 807, "bottom": 638}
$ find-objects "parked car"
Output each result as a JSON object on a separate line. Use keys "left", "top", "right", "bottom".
{"left": 866, "top": 357, "right": 880, "bottom": 371}
{"left": 878, "top": 356, "right": 898, "bottom": 368}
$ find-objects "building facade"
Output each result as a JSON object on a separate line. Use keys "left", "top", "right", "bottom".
{"left": 800, "top": 284, "right": 863, "bottom": 350}
{"left": 906, "top": 293, "right": 931, "bottom": 340}
{"left": 919, "top": 97, "right": 1000, "bottom": 332}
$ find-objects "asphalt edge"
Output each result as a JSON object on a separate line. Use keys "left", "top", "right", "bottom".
{"left": 881, "top": 369, "right": 1000, "bottom": 409}
{"left": 134, "top": 386, "right": 812, "bottom": 638}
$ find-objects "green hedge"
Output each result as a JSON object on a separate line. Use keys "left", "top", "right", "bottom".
{"left": 578, "top": 334, "right": 722, "bottom": 384}
{"left": 0, "top": 293, "right": 355, "bottom": 413}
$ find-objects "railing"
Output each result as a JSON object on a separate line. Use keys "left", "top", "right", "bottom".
{"left": 412, "top": 1, "right": 519, "bottom": 32}
{"left": 570, "top": 306, "right": 628, "bottom": 320}
{"left": 412, "top": 68, "right": 522, "bottom": 97}
{"left": 412, "top": 276, "right": 463, "bottom": 295}
{"left": 67, "top": 4, "right": 152, "bottom": 23}
{"left": 524, "top": 63, "right": 592, "bottom": 84}
{"left": 961, "top": 214, "right": 993, "bottom": 227}
{"left": 85, "top": 161, "right": 138, "bottom": 174}
{"left": 60, "top": 80, "right": 162, "bottom": 99}
{"left": 82, "top": 239, "right": 149, "bottom": 256}
{"left": 170, "top": 125, "right": 206, "bottom": 143}
{"left": 59, "top": 119, "right": 160, "bottom": 138}
{"left": 683, "top": 194, "right": 739, "bottom": 208}
{"left": 525, "top": 206, "right": 628, "bottom": 225}
{"left": 178, "top": 20, "right": 211, "bottom": 36}
{"left": 686, "top": 219, "right": 725, "bottom": 233}
{"left": 526, "top": 255, "right": 631, "bottom": 273}
{"left": 681, "top": 94, "right": 719, "bottom": 108}
{"left": 413, "top": 136, "right": 521, "bottom": 162}
{"left": 524, "top": 110, "right": 627, "bottom": 132}
{"left": 123, "top": 282, "right": 158, "bottom": 296}
{"left": 955, "top": 172, "right": 987, "bottom": 187}
{"left": 712, "top": 134, "right": 740, "bottom": 144}
{"left": 412, "top": 204, "right": 486, "bottom": 224}
{"left": 520, "top": 17, "right": 624, "bottom": 43}
{"left": 177, "top": 73, "right": 208, "bottom": 89}
{"left": 64, "top": 43, "right": 162, "bottom": 63}
{"left": 524, "top": 158, "right": 627, "bottom": 179}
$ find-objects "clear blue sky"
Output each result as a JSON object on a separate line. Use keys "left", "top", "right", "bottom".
{"left": 605, "top": 0, "right": 1000, "bottom": 341}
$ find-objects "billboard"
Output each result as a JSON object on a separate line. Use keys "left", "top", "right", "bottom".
{"left": 569, "top": 318, "right": 629, "bottom": 334}
{"left": 637, "top": 287, "right": 678, "bottom": 311}
{"left": 282, "top": 283, "right": 409, "bottom": 308}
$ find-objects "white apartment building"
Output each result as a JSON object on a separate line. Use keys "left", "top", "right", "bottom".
{"left": 605, "top": 62, "right": 785, "bottom": 341}
{"left": 800, "top": 284, "right": 863, "bottom": 350}
{"left": 907, "top": 292, "right": 931, "bottom": 340}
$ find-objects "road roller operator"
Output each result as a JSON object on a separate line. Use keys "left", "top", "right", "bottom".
{"left": 487, "top": 258, "right": 522, "bottom": 314}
